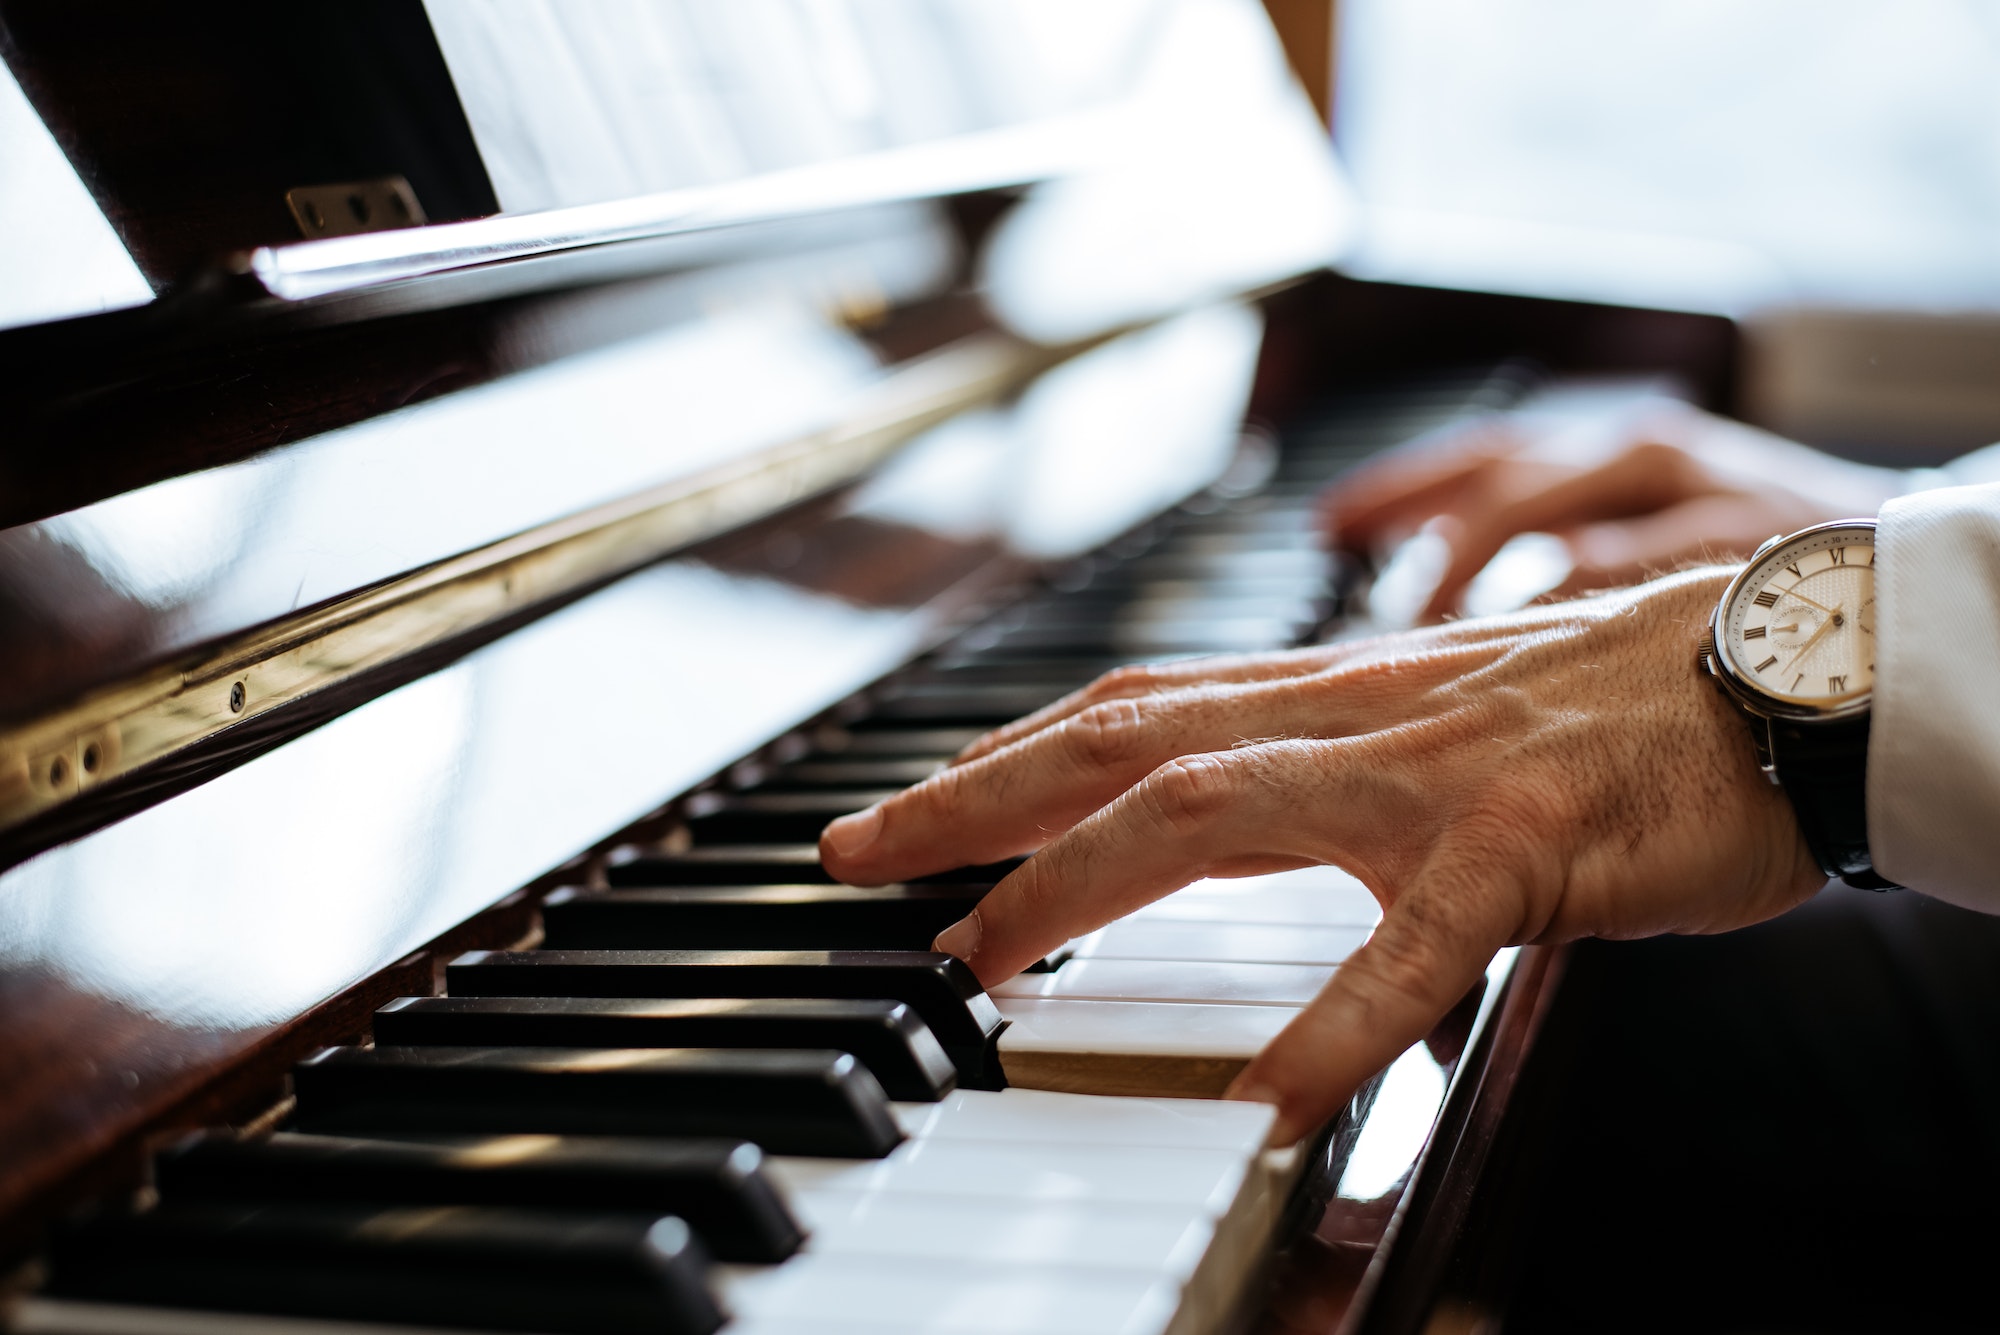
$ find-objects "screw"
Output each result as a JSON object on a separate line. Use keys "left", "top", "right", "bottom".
{"left": 82, "top": 743, "right": 101, "bottom": 774}
{"left": 229, "top": 681, "right": 247, "bottom": 713}
{"left": 48, "top": 755, "right": 67, "bottom": 787}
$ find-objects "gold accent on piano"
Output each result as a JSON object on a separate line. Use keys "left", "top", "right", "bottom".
{"left": 0, "top": 332, "right": 1082, "bottom": 840}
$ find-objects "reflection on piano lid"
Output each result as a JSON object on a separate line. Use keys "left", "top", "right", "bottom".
{"left": 0, "top": 0, "right": 1742, "bottom": 1329}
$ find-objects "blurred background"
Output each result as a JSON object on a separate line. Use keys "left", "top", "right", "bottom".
{"left": 8, "top": 0, "right": 1998, "bottom": 459}
{"left": 1333, "top": 0, "right": 2000, "bottom": 460}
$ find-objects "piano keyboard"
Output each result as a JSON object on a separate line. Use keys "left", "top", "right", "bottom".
{"left": 18, "top": 392, "right": 1484, "bottom": 1335}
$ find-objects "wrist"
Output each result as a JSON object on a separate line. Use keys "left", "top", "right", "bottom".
{"left": 1695, "top": 523, "right": 1890, "bottom": 889}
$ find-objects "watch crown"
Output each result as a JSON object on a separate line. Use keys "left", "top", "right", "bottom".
{"left": 1697, "top": 629, "right": 1714, "bottom": 667}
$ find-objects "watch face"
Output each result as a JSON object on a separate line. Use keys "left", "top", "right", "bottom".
{"left": 1718, "top": 522, "right": 1875, "bottom": 711}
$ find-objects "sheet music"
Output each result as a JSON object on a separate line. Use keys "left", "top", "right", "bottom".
{"left": 0, "top": 59, "right": 151, "bottom": 330}
{"left": 419, "top": 0, "right": 1163, "bottom": 213}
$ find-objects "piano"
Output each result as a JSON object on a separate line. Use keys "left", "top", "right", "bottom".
{"left": 0, "top": 3, "right": 1740, "bottom": 1332}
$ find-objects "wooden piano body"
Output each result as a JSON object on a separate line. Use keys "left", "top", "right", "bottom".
{"left": 0, "top": 4, "right": 1737, "bottom": 1332}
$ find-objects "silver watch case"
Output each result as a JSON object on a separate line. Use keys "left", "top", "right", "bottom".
{"left": 1700, "top": 519, "right": 1877, "bottom": 773}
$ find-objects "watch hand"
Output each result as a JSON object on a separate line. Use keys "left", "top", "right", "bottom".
{"left": 1777, "top": 586, "right": 1837, "bottom": 616}
{"left": 1786, "top": 604, "right": 1843, "bottom": 666}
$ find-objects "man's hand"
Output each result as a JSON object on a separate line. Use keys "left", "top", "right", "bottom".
{"left": 820, "top": 568, "right": 1824, "bottom": 1144}
{"left": 1321, "top": 400, "right": 1905, "bottom": 623}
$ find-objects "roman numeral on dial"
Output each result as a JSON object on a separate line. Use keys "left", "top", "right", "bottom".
{"left": 1754, "top": 590, "right": 1780, "bottom": 608}
{"left": 1743, "top": 625, "right": 1767, "bottom": 640}
{"left": 1755, "top": 655, "right": 1778, "bottom": 673}
{"left": 1829, "top": 675, "right": 1847, "bottom": 692}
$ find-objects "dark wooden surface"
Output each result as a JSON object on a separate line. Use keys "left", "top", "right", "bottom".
{"left": 1248, "top": 948, "right": 1567, "bottom": 1335}
{"left": 0, "top": 7, "right": 1757, "bottom": 1324}
{"left": 0, "top": 272, "right": 1739, "bottom": 1277}
{"left": 0, "top": 478, "right": 1030, "bottom": 1261}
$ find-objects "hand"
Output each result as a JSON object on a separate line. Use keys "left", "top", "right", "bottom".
{"left": 1320, "top": 399, "right": 1905, "bottom": 623}
{"left": 820, "top": 569, "right": 1824, "bottom": 1145}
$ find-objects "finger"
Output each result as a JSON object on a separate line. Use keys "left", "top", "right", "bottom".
{"left": 930, "top": 741, "right": 1402, "bottom": 984}
{"left": 1318, "top": 418, "right": 1517, "bottom": 550}
{"left": 1225, "top": 868, "right": 1518, "bottom": 1145}
{"left": 952, "top": 645, "right": 1355, "bottom": 765}
{"left": 1415, "top": 441, "right": 1699, "bottom": 621}
{"left": 828, "top": 679, "right": 1344, "bottom": 887}
{"left": 1553, "top": 493, "right": 1816, "bottom": 597}
{"left": 824, "top": 681, "right": 1347, "bottom": 886}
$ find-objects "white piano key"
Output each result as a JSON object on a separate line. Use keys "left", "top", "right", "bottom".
{"left": 993, "top": 997, "right": 1298, "bottom": 1062}
{"left": 1075, "top": 919, "right": 1369, "bottom": 965}
{"left": 989, "top": 959, "right": 1334, "bottom": 1007}
{"left": 718, "top": 1257, "right": 1178, "bottom": 1335}
{"left": 787, "top": 1192, "right": 1216, "bottom": 1278}
{"left": 888, "top": 1087, "right": 1274, "bottom": 1154}
{"left": 1131, "top": 866, "right": 1380, "bottom": 927}
{"left": 765, "top": 1139, "right": 1249, "bottom": 1216}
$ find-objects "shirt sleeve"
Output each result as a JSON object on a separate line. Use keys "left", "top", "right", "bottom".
{"left": 1869, "top": 481, "right": 2000, "bottom": 909}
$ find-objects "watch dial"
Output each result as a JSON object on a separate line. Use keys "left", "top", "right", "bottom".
{"left": 1723, "top": 525, "right": 1875, "bottom": 706}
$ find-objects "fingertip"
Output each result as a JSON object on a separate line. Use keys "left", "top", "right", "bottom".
{"left": 1225, "top": 1068, "right": 1317, "bottom": 1146}
{"left": 931, "top": 910, "right": 982, "bottom": 966}
{"left": 822, "top": 805, "right": 882, "bottom": 858}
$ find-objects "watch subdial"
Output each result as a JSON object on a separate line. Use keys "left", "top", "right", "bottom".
{"left": 1857, "top": 598, "right": 1875, "bottom": 636}
{"left": 1764, "top": 602, "right": 1824, "bottom": 650}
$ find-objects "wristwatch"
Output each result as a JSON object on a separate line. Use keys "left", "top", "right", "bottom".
{"left": 1699, "top": 518, "right": 1897, "bottom": 890}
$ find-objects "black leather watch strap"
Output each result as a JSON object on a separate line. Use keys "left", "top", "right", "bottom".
{"left": 1767, "top": 714, "right": 1898, "bottom": 890}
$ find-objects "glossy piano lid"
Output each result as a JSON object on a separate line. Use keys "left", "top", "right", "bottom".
{"left": 0, "top": 294, "right": 889, "bottom": 724}
{"left": 0, "top": 0, "right": 1347, "bottom": 1249}
{"left": 0, "top": 294, "right": 1268, "bottom": 1229}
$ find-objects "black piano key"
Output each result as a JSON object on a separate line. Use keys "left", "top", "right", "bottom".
{"left": 445, "top": 949, "right": 1007, "bottom": 1091}
{"left": 904, "top": 657, "right": 1130, "bottom": 683}
{"left": 47, "top": 1202, "right": 722, "bottom": 1335}
{"left": 862, "top": 683, "right": 1073, "bottom": 723}
{"left": 683, "top": 789, "right": 901, "bottom": 844}
{"left": 606, "top": 844, "right": 1023, "bottom": 887}
{"left": 374, "top": 993, "right": 957, "bottom": 1102}
{"left": 972, "top": 624, "right": 1295, "bottom": 657}
{"left": 812, "top": 724, "right": 987, "bottom": 755}
{"left": 154, "top": 1129, "right": 803, "bottom": 1263}
{"left": 754, "top": 757, "right": 946, "bottom": 788}
{"left": 544, "top": 883, "right": 980, "bottom": 950}
{"left": 543, "top": 884, "right": 1070, "bottom": 974}
{"left": 291, "top": 1045, "right": 905, "bottom": 1159}
{"left": 1001, "top": 593, "right": 1321, "bottom": 624}
{"left": 1120, "top": 546, "right": 1332, "bottom": 574}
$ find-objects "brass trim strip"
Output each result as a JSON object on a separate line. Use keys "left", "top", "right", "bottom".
{"left": 0, "top": 332, "right": 1066, "bottom": 839}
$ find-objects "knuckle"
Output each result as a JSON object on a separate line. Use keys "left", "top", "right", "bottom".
{"left": 1090, "top": 663, "right": 1157, "bottom": 700}
{"left": 905, "top": 762, "right": 976, "bottom": 826}
{"left": 1004, "top": 850, "right": 1067, "bottom": 921}
{"left": 1350, "top": 907, "right": 1459, "bottom": 1009}
{"left": 1065, "top": 699, "right": 1149, "bottom": 768}
{"left": 1140, "top": 753, "right": 1238, "bottom": 836}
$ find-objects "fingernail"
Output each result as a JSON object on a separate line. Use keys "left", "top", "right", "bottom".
{"left": 1225, "top": 1081, "right": 1303, "bottom": 1146}
{"left": 1224, "top": 1077, "right": 1280, "bottom": 1107}
{"left": 932, "top": 911, "right": 982, "bottom": 962}
{"left": 822, "top": 805, "right": 883, "bottom": 858}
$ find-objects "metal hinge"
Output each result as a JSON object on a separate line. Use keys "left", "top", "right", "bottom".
{"left": 285, "top": 176, "right": 427, "bottom": 239}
